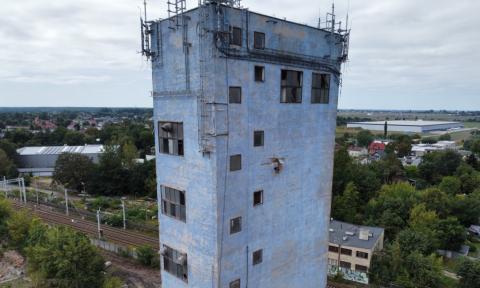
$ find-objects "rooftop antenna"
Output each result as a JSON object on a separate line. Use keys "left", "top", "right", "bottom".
{"left": 144, "top": 0, "right": 148, "bottom": 22}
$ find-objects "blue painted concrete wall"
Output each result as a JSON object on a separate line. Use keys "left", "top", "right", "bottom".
{"left": 151, "top": 4, "right": 343, "bottom": 288}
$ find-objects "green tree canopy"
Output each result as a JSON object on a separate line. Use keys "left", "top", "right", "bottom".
{"left": 53, "top": 152, "right": 95, "bottom": 191}
{"left": 356, "top": 130, "right": 374, "bottom": 147}
{"left": 456, "top": 258, "right": 480, "bottom": 288}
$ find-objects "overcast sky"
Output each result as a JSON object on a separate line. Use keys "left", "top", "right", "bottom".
{"left": 0, "top": 0, "right": 479, "bottom": 110}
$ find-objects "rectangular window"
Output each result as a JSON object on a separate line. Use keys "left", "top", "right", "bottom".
{"left": 253, "top": 190, "right": 263, "bottom": 206}
{"left": 230, "top": 279, "right": 241, "bottom": 288}
{"left": 161, "top": 186, "right": 186, "bottom": 222}
{"left": 230, "top": 154, "right": 242, "bottom": 171}
{"left": 340, "top": 248, "right": 352, "bottom": 256}
{"left": 230, "top": 217, "right": 242, "bottom": 234}
{"left": 162, "top": 245, "right": 188, "bottom": 282}
{"left": 253, "top": 249, "right": 263, "bottom": 265}
{"left": 355, "top": 265, "right": 368, "bottom": 272}
{"left": 328, "top": 258, "right": 338, "bottom": 267}
{"left": 281, "top": 70, "right": 303, "bottom": 103}
{"left": 254, "top": 32, "right": 265, "bottom": 49}
{"left": 328, "top": 245, "right": 339, "bottom": 253}
{"left": 230, "top": 26, "right": 242, "bottom": 46}
{"left": 340, "top": 261, "right": 351, "bottom": 269}
{"left": 253, "top": 131, "right": 264, "bottom": 147}
{"left": 254, "top": 66, "right": 265, "bottom": 82}
{"left": 356, "top": 251, "right": 369, "bottom": 259}
{"left": 229, "top": 87, "right": 242, "bottom": 104}
{"left": 311, "top": 73, "right": 330, "bottom": 104}
{"left": 158, "top": 122, "right": 184, "bottom": 156}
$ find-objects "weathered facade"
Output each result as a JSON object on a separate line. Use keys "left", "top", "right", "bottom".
{"left": 148, "top": 1, "right": 348, "bottom": 287}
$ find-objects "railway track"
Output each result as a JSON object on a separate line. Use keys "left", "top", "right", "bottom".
{"left": 11, "top": 201, "right": 159, "bottom": 250}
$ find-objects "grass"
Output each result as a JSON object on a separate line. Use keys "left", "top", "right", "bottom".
{"left": 0, "top": 279, "right": 31, "bottom": 288}
{"left": 464, "top": 122, "right": 480, "bottom": 129}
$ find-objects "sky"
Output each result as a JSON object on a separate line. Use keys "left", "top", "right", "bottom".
{"left": 0, "top": 0, "right": 479, "bottom": 110}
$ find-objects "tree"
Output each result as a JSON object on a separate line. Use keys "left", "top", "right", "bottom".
{"left": 0, "top": 148, "right": 16, "bottom": 178}
{"left": 456, "top": 258, "right": 480, "bottom": 288}
{"left": 438, "top": 133, "right": 452, "bottom": 141}
{"left": 332, "top": 148, "right": 353, "bottom": 197}
{"left": 356, "top": 130, "right": 374, "bottom": 147}
{"left": 332, "top": 182, "right": 361, "bottom": 223}
{"left": 0, "top": 198, "right": 12, "bottom": 240}
{"left": 136, "top": 245, "right": 157, "bottom": 267}
{"left": 26, "top": 226, "right": 105, "bottom": 288}
{"left": 438, "top": 176, "right": 461, "bottom": 195}
{"left": 435, "top": 217, "right": 466, "bottom": 251}
{"left": 397, "top": 228, "right": 437, "bottom": 256}
{"left": 7, "top": 209, "right": 38, "bottom": 252}
{"left": 53, "top": 153, "right": 95, "bottom": 191}
{"left": 418, "top": 150, "right": 462, "bottom": 184}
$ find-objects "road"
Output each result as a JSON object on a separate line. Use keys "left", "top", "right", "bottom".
{"left": 10, "top": 201, "right": 159, "bottom": 250}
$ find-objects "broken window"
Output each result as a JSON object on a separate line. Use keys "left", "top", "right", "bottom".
{"left": 230, "top": 26, "right": 242, "bottom": 46}
{"left": 355, "top": 265, "right": 368, "bottom": 272}
{"left": 230, "top": 217, "right": 242, "bottom": 234}
{"left": 161, "top": 186, "right": 186, "bottom": 222}
{"left": 340, "top": 261, "right": 351, "bottom": 269}
{"left": 253, "top": 249, "right": 263, "bottom": 265}
{"left": 311, "top": 73, "right": 330, "bottom": 104}
{"left": 253, "top": 131, "right": 264, "bottom": 147}
{"left": 254, "top": 66, "right": 265, "bottom": 82}
{"left": 281, "top": 70, "right": 303, "bottom": 103}
{"left": 229, "top": 279, "right": 241, "bottom": 288}
{"left": 253, "top": 190, "right": 263, "bottom": 206}
{"left": 254, "top": 32, "right": 265, "bottom": 49}
{"left": 340, "top": 248, "right": 352, "bottom": 256}
{"left": 328, "top": 245, "right": 339, "bottom": 253}
{"left": 229, "top": 87, "right": 242, "bottom": 104}
{"left": 230, "top": 154, "right": 242, "bottom": 171}
{"left": 356, "top": 251, "right": 369, "bottom": 259}
{"left": 162, "top": 245, "right": 188, "bottom": 282}
{"left": 158, "top": 122, "right": 184, "bottom": 156}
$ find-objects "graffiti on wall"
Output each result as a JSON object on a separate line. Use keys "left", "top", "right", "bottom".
{"left": 328, "top": 265, "right": 369, "bottom": 284}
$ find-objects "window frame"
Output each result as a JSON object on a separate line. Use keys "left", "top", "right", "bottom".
{"left": 355, "top": 264, "right": 368, "bottom": 272}
{"left": 340, "top": 261, "right": 351, "bottom": 269}
{"left": 328, "top": 245, "right": 339, "bottom": 253}
{"left": 253, "top": 130, "right": 264, "bottom": 147}
{"left": 158, "top": 121, "right": 184, "bottom": 156}
{"left": 229, "top": 86, "right": 242, "bottom": 104}
{"left": 356, "top": 251, "right": 369, "bottom": 259}
{"left": 340, "top": 248, "right": 352, "bottom": 256}
{"left": 252, "top": 249, "right": 263, "bottom": 265}
{"left": 230, "top": 217, "right": 242, "bottom": 234}
{"left": 280, "top": 70, "right": 303, "bottom": 103}
{"left": 230, "top": 26, "right": 242, "bottom": 46}
{"left": 162, "top": 245, "right": 188, "bottom": 282}
{"left": 254, "top": 66, "right": 265, "bottom": 82}
{"left": 229, "top": 279, "right": 241, "bottom": 288}
{"left": 230, "top": 154, "right": 242, "bottom": 171}
{"left": 311, "top": 73, "right": 330, "bottom": 104}
{"left": 253, "top": 31, "right": 265, "bottom": 49}
{"left": 160, "top": 186, "right": 186, "bottom": 222}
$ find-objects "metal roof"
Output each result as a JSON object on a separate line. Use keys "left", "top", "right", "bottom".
{"left": 16, "top": 145, "right": 105, "bottom": 156}
{"left": 329, "top": 220, "right": 384, "bottom": 250}
{"left": 348, "top": 120, "right": 462, "bottom": 127}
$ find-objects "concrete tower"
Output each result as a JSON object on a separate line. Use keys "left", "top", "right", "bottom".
{"left": 144, "top": 1, "right": 349, "bottom": 287}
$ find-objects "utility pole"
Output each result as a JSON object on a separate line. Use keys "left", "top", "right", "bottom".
{"left": 64, "top": 188, "right": 69, "bottom": 216}
{"left": 17, "top": 179, "right": 21, "bottom": 202}
{"left": 2, "top": 176, "right": 6, "bottom": 198}
{"left": 121, "top": 198, "right": 127, "bottom": 230}
{"left": 97, "top": 209, "right": 102, "bottom": 239}
{"left": 22, "top": 178, "right": 26, "bottom": 204}
{"left": 35, "top": 177, "right": 39, "bottom": 205}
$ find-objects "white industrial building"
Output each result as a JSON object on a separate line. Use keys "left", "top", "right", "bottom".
{"left": 347, "top": 120, "right": 463, "bottom": 133}
{"left": 16, "top": 145, "right": 104, "bottom": 176}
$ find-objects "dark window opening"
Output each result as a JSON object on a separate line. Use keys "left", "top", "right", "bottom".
{"left": 355, "top": 265, "right": 368, "bottom": 272}
{"left": 229, "top": 279, "right": 241, "bottom": 288}
{"left": 253, "top": 131, "right": 264, "bottom": 147}
{"left": 311, "top": 73, "right": 330, "bottom": 104}
{"left": 230, "top": 217, "right": 242, "bottom": 234}
{"left": 230, "top": 26, "right": 242, "bottom": 46}
{"left": 281, "top": 70, "right": 303, "bottom": 103}
{"left": 254, "top": 66, "right": 265, "bottom": 82}
{"left": 158, "top": 122, "right": 184, "bottom": 156}
{"left": 254, "top": 32, "right": 265, "bottom": 49}
{"left": 162, "top": 245, "right": 188, "bottom": 282}
{"left": 328, "top": 245, "right": 339, "bottom": 253}
{"left": 229, "top": 87, "right": 242, "bottom": 104}
{"left": 340, "top": 248, "right": 352, "bottom": 256}
{"left": 356, "top": 251, "right": 369, "bottom": 259}
{"left": 340, "top": 261, "right": 351, "bottom": 269}
{"left": 253, "top": 249, "right": 263, "bottom": 265}
{"left": 253, "top": 190, "right": 263, "bottom": 206}
{"left": 230, "top": 154, "right": 242, "bottom": 171}
{"left": 161, "top": 186, "right": 186, "bottom": 222}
